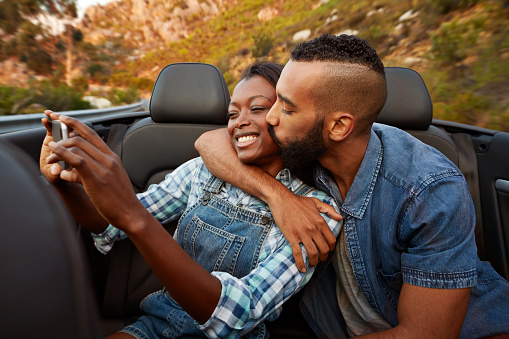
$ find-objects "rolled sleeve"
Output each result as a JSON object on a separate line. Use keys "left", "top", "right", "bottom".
{"left": 400, "top": 174, "right": 478, "bottom": 289}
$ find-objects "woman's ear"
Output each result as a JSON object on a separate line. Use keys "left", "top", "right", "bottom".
{"left": 326, "top": 112, "right": 355, "bottom": 141}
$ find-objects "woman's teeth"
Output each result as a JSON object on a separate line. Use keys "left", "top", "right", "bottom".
{"left": 238, "top": 135, "right": 258, "bottom": 143}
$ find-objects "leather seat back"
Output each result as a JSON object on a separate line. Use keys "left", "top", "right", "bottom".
{"left": 0, "top": 139, "right": 101, "bottom": 339}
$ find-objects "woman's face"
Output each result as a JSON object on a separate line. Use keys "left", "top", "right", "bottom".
{"left": 227, "top": 75, "right": 282, "bottom": 176}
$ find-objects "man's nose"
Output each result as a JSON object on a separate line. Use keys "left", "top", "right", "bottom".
{"left": 266, "top": 104, "right": 279, "bottom": 126}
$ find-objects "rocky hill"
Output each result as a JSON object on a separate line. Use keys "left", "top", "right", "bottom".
{"left": 0, "top": 0, "right": 508, "bottom": 130}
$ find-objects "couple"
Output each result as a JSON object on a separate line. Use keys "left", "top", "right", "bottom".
{"left": 41, "top": 34, "right": 509, "bottom": 338}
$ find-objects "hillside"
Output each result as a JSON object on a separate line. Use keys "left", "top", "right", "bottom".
{"left": 1, "top": 0, "right": 508, "bottom": 131}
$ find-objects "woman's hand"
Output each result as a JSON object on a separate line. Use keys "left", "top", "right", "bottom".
{"left": 46, "top": 114, "right": 145, "bottom": 230}
{"left": 40, "top": 110, "right": 65, "bottom": 184}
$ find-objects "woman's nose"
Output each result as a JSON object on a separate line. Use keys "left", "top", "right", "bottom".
{"left": 235, "top": 112, "right": 251, "bottom": 128}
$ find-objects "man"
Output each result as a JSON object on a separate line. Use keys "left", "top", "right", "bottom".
{"left": 195, "top": 34, "right": 509, "bottom": 338}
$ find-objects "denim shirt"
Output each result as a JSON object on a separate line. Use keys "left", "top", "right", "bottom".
{"left": 302, "top": 123, "right": 509, "bottom": 338}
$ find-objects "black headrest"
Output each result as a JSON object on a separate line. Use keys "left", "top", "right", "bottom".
{"left": 376, "top": 67, "right": 433, "bottom": 130}
{"left": 149, "top": 62, "right": 230, "bottom": 124}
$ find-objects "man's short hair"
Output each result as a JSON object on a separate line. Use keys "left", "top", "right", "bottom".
{"left": 291, "top": 34, "right": 387, "bottom": 134}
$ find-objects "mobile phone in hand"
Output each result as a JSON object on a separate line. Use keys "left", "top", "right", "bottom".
{"left": 51, "top": 120, "right": 69, "bottom": 169}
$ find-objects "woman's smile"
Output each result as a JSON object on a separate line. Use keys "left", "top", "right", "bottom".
{"left": 227, "top": 75, "right": 283, "bottom": 177}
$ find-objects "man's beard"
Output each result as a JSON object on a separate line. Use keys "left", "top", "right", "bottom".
{"left": 268, "top": 117, "right": 327, "bottom": 173}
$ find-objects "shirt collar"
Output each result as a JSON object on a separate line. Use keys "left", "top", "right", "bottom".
{"left": 276, "top": 168, "right": 305, "bottom": 193}
{"left": 315, "top": 128, "right": 383, "bottom": 219}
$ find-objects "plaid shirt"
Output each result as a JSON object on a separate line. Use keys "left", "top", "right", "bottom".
{"left": 92, "top": 157, "right": 342, "bottom": 338}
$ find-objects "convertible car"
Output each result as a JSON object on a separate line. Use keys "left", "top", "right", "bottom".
{"left": 1, "top": 63, "right": 508, "bottom": 338}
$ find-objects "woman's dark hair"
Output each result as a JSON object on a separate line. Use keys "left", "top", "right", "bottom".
{"left": 239, "top": 62, "right": 285, "bottom": 89}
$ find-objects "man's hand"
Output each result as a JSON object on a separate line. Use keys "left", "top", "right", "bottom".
{"left": 46, "top": 115, "right": 146, "bottom": 230}
{"left": 196, "top": 128, "right": 342, "bottom": 272}
{"left": 268, "top": 191, "right": 342, "bottom": 272}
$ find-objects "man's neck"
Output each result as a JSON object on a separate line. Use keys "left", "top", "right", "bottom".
{"left": 319, "top": 135, "right": 370, "bottom": 201}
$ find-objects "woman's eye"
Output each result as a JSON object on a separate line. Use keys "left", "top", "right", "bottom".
{"left": 251, "top": 106, "right": 266, "bottom": 112}
{"left": 228, "top": 112, "right": 238, "bottom": 119}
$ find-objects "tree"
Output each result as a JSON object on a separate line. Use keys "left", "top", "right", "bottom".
{"left": 0, "top": 0, "right": 78, "bottom": 83}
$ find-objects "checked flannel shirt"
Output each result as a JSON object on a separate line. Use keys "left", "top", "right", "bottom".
{"left": 92, "top": 157, "right": 342, "bottom": 337}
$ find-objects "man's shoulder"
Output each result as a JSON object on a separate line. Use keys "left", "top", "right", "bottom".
{"left": 373, "top": 123, "right": 463, "bottom": 190}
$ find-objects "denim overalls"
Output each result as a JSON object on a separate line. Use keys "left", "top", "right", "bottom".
{"left": 130, "top": 175, "right": 312, "bottom": 339}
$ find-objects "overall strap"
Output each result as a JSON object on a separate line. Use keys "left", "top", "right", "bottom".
{"left": 201, "top": 175, "right": 225, "bottom": 194}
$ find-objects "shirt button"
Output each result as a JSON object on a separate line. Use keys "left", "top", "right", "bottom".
{"left": 237, "top": 204, "right": 243, "bottom": 208}
{"left": 261, "top": 216, "right": 271, "bottom": 225}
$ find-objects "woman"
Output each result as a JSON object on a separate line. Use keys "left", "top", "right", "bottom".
{"left": 41, "top": 62, "right": 342, "bottom": 339}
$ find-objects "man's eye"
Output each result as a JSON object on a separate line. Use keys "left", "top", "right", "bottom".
{"left": 282, "top": 108, "right": 293, "bottom": 115}
{"left": 228, "top": 112, "right": 238, "bottom": 119}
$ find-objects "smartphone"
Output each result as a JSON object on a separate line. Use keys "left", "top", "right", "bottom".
{"left": 51, "top": 120, "right": 69, "bottom": 169}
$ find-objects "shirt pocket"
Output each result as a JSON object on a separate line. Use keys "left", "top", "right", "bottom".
{"left": 376, "top": 269, "right": 403, "bottom": 310}
{"left": 181, "top": 215, "right": 246, "bottom": 275}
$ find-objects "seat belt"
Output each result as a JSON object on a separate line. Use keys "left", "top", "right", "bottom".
{"left": 452, "top": 133, "right": 485, "bottom": 257}
{"left": 106, "top": 124, "right": 128, "bottom": 158}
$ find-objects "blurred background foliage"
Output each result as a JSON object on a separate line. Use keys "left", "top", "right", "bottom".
{"left": 0, "top": 0, "right": 508, "bottom": 131}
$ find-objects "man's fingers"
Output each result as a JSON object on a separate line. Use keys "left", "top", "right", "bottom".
{"left": 313, "top": 235, "right": 331, "bottom": 262}
{"left": 303, "top": 238, "right": 319, "bottom": 268}
{"left": 289, "top": 241, "right": 306, "bottom": 273}
{"left": 314, "top": 198, "right": 342, "bottom": 221}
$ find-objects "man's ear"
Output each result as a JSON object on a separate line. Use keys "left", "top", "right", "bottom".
{"left": 326, "top": 112, "right": 355, "bottom": 141}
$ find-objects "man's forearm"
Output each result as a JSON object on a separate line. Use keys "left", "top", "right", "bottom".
{"left": 195, "top": 128, "right": 290, "bottom": 203}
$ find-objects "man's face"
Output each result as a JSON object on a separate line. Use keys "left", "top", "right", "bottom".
{"left": 266, "top": 61, "right": 328, "bottom": 171}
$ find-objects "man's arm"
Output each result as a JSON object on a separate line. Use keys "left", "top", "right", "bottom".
{"left": 361, "top": 175, "right": 476, "bottom": 338}
{"left": 195, "top": 128, "right": 341, "bottom": 271}
{"left": 358, "top": 284, "right": 470, "bottom": 338}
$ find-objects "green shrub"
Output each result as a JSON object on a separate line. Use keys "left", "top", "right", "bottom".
{"left": 251, "top": 30, "right": 273, "bottom": 58}
{"left": 430, "top": 18, "right": 480, "bottom": 66}
{"left": 31, "top": 81, "right": 92, "bottom": 111}
{"left": 107, "top": 86, "right": 139, "bottom": 105}
{"left": 87, "top": 63, "right": 110, "bottom": 81}
{"left": 431, "top": 0, "right": 478, "bottom": 14}
{"left": 71, "top": 76, "right": 89, "bottom": 93}
{"left": 25, "top": 50, "right": 53, "bottom": 74}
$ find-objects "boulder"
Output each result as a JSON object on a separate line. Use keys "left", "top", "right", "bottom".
{"left": 293, "top": 29, "right": 311, "bottom": 42}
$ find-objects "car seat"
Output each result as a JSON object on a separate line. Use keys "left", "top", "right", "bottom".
{"left": 119, "top": 62, "right": 230, "bottom": 192}
{"left": 98, "top": 62, "right": 230, "bottom": 334}
{"left": 0, "top": 139, "right": 101, "bottom": 338}
{"left": 376, "top": 67, "right": 459, "bottom": 166}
